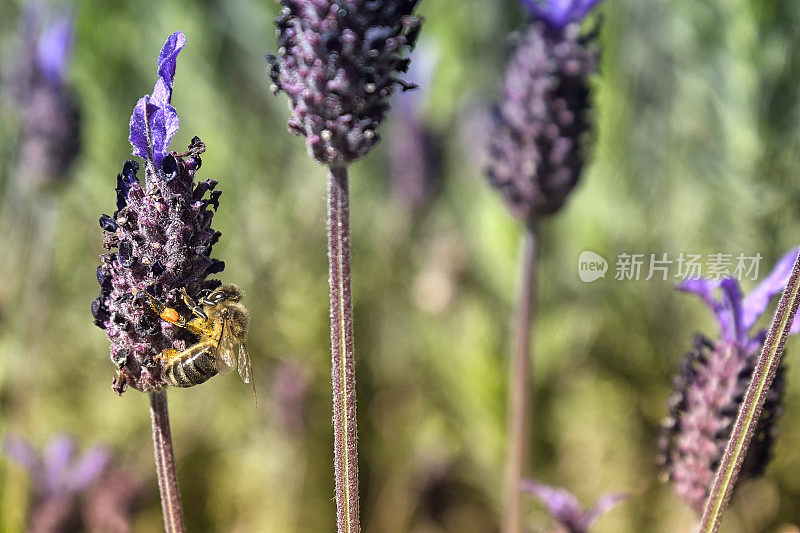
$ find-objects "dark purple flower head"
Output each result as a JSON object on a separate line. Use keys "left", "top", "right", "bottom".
{"left": 4, "top": 0, "right": 80, "bottom": 189}
{"left": 520, "top": 0, "right": 604, "bottom": 31}
{"left": 266, "top": 0, "right": 422, "bottom": 166}
{"left": 93, "top": 32, "right": 226, "bottom": 394}
{"left": 659, "top": 248, "right": 800, "bottom": 513}
{"left": 485, "top": 19, "right": 597, "bottom": 222}
{"left": 521, "top": 480, "right": 627, "bottom": 533}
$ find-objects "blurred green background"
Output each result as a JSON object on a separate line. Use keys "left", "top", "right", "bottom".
{"left": 2, "top": 0, "right": 800, "bottom": 531}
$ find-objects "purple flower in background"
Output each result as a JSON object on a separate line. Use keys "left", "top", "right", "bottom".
{"left": 269, "top": 360, "right": 311, "bottom": 436}
{"left": 3, "top": 434, "right": 142, "bottom": 533}
{"left": 521, "top": 480, "right": 627, "bottom": 533}
{"left": 659, "top": 248, "right": 800, "bottom": 513}
{"left": 35, "top": 9, "right": 73, "bottom": 87}
{"left": 4, "top": 0, "right": 80, "bottom": 190}
{"left": 266, "top": 0, "right": 422, "bottom": 166}
{"left": 485, "top": 0, "right": 602, "bottom": 222}
{"left": 388, "top": 39, "right": 441, "bottom": 210}
{"left": 520, "top": 0, "right": 603, "bottom": 30}
{"left": 4, "top": 434, "right": 108, "bottom": 532}
{"left": 92, "top": 32, "right": 226, "bottom": 394}
{"left": 4, "top": 434, "right": 110, "bottom": 498}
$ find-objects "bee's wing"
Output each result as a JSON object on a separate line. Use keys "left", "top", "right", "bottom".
{"left": 238, "top": 343, "right": 257, "bottom": 406}
{"left": 214, "top": 315, "right": 236, "bottom": 375}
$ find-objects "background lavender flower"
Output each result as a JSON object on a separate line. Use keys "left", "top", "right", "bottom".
{"left": 3, "top": 0, "right": 81, "bottom": 191}
{"left": 387, "top": 39, "right": 442, "bottom": 211}
{"left": 92, "top": 31, "right": 225, "bottom": 394}
{"left": 268, "top": 360, "right": 312, "bottom": 436}
{"left": 658, "top": 248, "right": 800, "bottom": 513}
{"left": 521, "top": 480, "right": 627, "bottom": 533}
{"left": 2, "top": 434, "right": 140, "bottom": 533}
{"left": 266, "top": 0, "right": 422, "bottom": 166}
{"left": 488, "top": 3, "right": 603, "bottom": 532}
{"left": 486, "top": 1, "right": 600, "bottom": 221}
{"left": 0, "top": 0, "right": 81, "bottom": 361}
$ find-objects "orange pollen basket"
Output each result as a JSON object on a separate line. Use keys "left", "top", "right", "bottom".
{"left": 160, "top": 308, "right": 181, "bottom": 324}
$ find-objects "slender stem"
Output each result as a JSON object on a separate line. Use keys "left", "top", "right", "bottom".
{"left": 503, "top": 224, "right": 539, "bottom": 533}
{"left": 699, "top": 252, "right": 800, "bottom": 532}
{"left": 327, "top": 165, "right": 360, "bottom": 533}
{"left": 149, "top": 390, "right": 185, "bottom": 533}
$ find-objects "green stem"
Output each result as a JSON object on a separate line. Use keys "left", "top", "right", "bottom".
{"left": 503, "top": 224, "right": 538, "bottom": 533}
{"left": 327, "top": 165, "right": 360, "bottom": 533}
{"left": 699, "top": 251, "right": 800, "bottom": 532}
{"left": 150, "top": 390, "right": 185, "bottom": 533}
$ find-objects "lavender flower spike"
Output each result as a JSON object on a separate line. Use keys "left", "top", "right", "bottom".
{"left": 5, "top": 0, "right": 81, "bottom": 189}
{"left": 486, "top": 0, "right": 602, "bottom": 222}
{"left": 521, "top": 480, "right": 627, "bottom": 533}
{"left": 267, "top": 1, "right": 422, "bottom": 166}
{"left": 489, "top": 4, "right": 602, "bottom": 533}
{"left": 659, "top": 247, "right": 800, "bottom": 513}
{"left": 94, "top": 31, "right": 221, "bottom": 532}
{"left": 93, "top": 32, "right": 225, "bottom": 396}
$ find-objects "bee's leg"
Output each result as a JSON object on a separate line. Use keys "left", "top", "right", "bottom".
{"left": 147, "top": 292, "right": 202, "bottom": 332}
{"left": 145, "top": 290, "right": 168, "bottom": 315}
{"left": 181, "top": 288, "right": 208, "bottom": 320}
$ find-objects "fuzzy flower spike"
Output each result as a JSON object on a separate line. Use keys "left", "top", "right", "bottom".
{"left": 267, "top": 3, "right": 423, "bottom": 532}
{"left": 93, "top": 31, "right": 227, "bottom": 531}
{"left": 93, "top": 31, "right": 226, "bottom": 395}
{"left": 486, "top": 0, "right": 602, "bottom": 221}
{"left": 659, "top": 248, "right": 800, "bottom": 513}
{"left": 267, "top": 0, "right": 422, "bottom": 166}
{"left": 488, "top": 2, "right": 603, "bottom": 532}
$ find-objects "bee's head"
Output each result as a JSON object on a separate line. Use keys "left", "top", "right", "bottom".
{"left": 201, "top": 284, "right": 242, "bottom": 305}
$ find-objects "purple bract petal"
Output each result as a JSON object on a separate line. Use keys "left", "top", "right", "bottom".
{"left": 677, "top": 278, "right": 735, "bottom": 343}
{"left": 68, "top": 446, "right": 110, "bottom": 492}
{"left": 742, "top": 247, "right": 800, "bottom": 332}
{"left": 36, "top": 11, "right": 74, "bottom": 86}
{"left": 393, "top": 38, "right": 437, "bottom": 114}
{"left": 719, "top": 278, "right": 745, "bottom": 345}
{"left": 581, "top": 492, "right": 629, "bottom": 530}
{"left": 157, "top": 31, "right": 186, "bottom": 97}
{"left": 521, "top": 480, "right": 584, "bottom": 530}
{"left": 128, "top": 31, "right": 185, "bottom": 167}
{"left": 43, "top": 434, "right": 76, "bottom": 494}
{"left": 522, "top": 480, "right": 626, "bottom": 532}
{"left": 151, "top": 103, "right": 180, "bottom": 167}
{"left": 521, "top": 0, "right": 604, "bottom": 29}
{"left": 129, "top": 97, "right": 150, "bottom": 160}
{"left": 3, "top": 435, "right": 40, "bottom": 473}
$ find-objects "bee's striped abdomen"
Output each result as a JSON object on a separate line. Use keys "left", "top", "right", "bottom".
{"left": 163, "top": 342, "right": 218, "bottom": 388}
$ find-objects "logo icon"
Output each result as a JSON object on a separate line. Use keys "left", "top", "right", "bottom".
{"left": 578, "top": 251, "right": 608, "bottom": 282}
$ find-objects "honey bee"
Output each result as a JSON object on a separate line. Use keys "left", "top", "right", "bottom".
{"left": 146, "top": 284, "right": 256, "bottom": 403}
